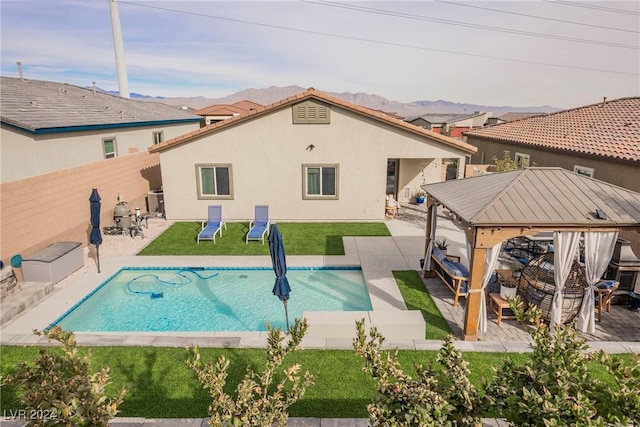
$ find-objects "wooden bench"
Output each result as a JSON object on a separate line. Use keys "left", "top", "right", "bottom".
{"left": 430, "top": 249, "right": 469, "bottom": 306}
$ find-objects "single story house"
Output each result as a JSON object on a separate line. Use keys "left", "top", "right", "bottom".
{"left": 464, "top": 97, "right": 640, "bottom": 193}
{"left": 407, "top": 112, "right": 492, "bottom": 138}
{"left": 195, "top": 100, "right": 263, "bottom": 125}
{"left": 150, "top": 88, "right": 477, "bottom": 221}
{"left": 0, "top": 76, "right": 203, "bottom": 183}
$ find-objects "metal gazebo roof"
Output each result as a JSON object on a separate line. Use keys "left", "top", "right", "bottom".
{"left": 421, "top": 167, "right": 640, "bottom": 228}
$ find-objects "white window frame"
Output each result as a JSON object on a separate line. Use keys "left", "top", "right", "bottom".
{"left": 196, "top": 164, "right": 234, "bottom": 200}
{"left": 574, "top": 165, "right": 595, "bottom": 178}
{"left": 303, "top": 164, "right": 339, "bottom": 199}
{"left": 515, "top": 152, "right": 530, "bottom": 167}
{"left": 152, "top": 131, "right": 164, "bottom": 145}
{"left": 102, "top": 137, "right": 117, "bottom": 159}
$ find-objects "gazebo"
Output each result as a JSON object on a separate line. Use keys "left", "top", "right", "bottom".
{"left": 421, "top": 167, "right": 640, "bottom": 341}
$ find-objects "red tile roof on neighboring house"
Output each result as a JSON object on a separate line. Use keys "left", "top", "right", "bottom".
{"left": 195, "top": 100, "right": 263, "bottom": 116}
{"left": 151, "top": 88, "right": 477, "bottom": 154}
{"left": 464, "top": 97, "right": 640, "bottom": 162}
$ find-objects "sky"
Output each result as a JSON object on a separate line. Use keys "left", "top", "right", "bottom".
{"left": 1, "top": 0, "right": 639, "bottom": 109}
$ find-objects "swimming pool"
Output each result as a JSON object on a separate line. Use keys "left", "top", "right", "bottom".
{"left": 49, "top": 267, "right": 371, "bottom": 332}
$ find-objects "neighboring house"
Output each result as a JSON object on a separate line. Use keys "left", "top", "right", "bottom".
{"left": 150, "top": 88, "right": 477, "bottom": 221}
{"left": 407, "top": 112, "right": 492, "bottom": 138}
{"left": 464, "top": 97, "right": 640, "bottom": 193}
{"left": 195, "top": 100, "right": 263, "bottom": 125}
{"left": 498, "top": 112, "right": 547, "bottom": 122}
{"left": 484, "top": 112, "right": 548, "bottom": 128}
{"left": 0, "top": 76, "right": 203, "bottom": 183}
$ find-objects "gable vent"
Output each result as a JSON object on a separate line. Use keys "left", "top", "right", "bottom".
{"left": 292, "top": 100, "right": 330, "bottom": 124}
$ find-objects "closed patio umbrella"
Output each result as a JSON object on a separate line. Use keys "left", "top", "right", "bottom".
{"left": 269, "top": 224, "right": 291, "bottom": 333}
{"left": 89, "top": 188, "right": 103, "bottom": 273}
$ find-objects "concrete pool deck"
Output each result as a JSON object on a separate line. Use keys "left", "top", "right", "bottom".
{"left": 1, "top": 207, "right": 639, "bottom": 352}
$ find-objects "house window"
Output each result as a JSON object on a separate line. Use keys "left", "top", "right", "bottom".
{"left": 292, "top": 100, "right": 330, "bottom": 124}
{"left": 574, "top": 165, "right": 594, "bottom": 178}
{"left": 515, "top": 152, "right": 530, "bottom": 167}
{"left": 196, "top": 164, "right": 233, "bottom": 199}
{"left": 153, "top": 131, "right": 164, "bottom": 145}
{"left": 303, "top": 164, "right": 338, "bottom": 199}
{"left": 102, "top": 137, "right": 117, "bottom": 159}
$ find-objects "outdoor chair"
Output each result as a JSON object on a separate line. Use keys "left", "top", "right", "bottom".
{"left": 246, "top": 205, "right": 270, "bottom": 244}
{"left": 594, "top": 279, "right": 619, "bottom": 322}
{"left": 385, "top": 195, "right": 400, "bottom": 219}
{"left": 197, "top": 205, "right": 226, "bottom": 243}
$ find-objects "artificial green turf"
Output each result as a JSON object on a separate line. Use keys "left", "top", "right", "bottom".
{"left": 138, "top": 222, "right": 390, "bottom": 256}
{"left": 1, "top": 345, "right": 630, "bottom": 419}
{"left": 394, "top": 270, "right": 453, "bottom": 340}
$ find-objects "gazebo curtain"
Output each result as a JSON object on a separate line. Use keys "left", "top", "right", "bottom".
{"left": 478, "top": 242, "right": 503, "bottom": 333}
{"left": 550, "top": 231, "right": 582, "bottom": 330}
{"left": 576, "top": 231, "right": 618, "bottom": 333}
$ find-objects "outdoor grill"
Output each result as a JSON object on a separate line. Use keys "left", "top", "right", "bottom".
{"left": 605, "top": 238, "right": 640, "bottom": 304}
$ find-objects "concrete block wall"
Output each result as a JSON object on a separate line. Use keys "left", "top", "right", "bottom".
{"left": 0, "top": 152, "right": 162, "bottom": 263}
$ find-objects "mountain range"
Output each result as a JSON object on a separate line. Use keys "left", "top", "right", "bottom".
{"left": 117, "top": 85, "right": 561, "bottom": 118}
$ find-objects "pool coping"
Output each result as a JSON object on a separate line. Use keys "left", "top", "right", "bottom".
{"left": 0, "top": 232, "right": 429, "bottom": 345}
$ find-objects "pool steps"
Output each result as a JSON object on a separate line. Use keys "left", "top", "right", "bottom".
{"left": 303, "top": 310, "right": 425, "bottom": 340}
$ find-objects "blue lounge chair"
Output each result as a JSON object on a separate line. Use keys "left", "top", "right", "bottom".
{"left": 246, "top": 205, "right": 270, "bottom": 244}
{"left": 197, "top": 205, "right": 226, "bottom": 243}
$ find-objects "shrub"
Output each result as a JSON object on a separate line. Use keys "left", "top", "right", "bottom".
{"left": 353, "top": 319, "right": 482, "bottom": 426}
{"left": 485, "top": 297, "right": 640, "bottom": 426}
{"left": 187, "top": 318, "right": 315, "bottom": 426}
{"left": 1, "top": 327, "right": 126, "bottom": 426}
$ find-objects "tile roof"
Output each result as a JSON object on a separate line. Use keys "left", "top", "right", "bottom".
{"left": 195, "top": 100, "right": 263, "bottom": 116}
{"left": 498, "top": 112, "right": 547, "bottom": 122}
{"left": 464, "top": 97, "right": 640, "bottom": 162}
{"left": 151, "top": 88, "right": 477, "bottom": 154}
{"left": 422, "top": 167, "right": 640, "bottom": 227}
{"left": 1, "top": 76, "right": 202, "bottom": 133}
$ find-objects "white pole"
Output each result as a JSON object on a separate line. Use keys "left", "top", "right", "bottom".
{"left": 109, "top": 0, "right": 130, "bottom": 98}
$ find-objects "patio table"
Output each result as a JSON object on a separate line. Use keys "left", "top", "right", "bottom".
{"left": 523, "top": 232, "right": 553, "bottom": 255}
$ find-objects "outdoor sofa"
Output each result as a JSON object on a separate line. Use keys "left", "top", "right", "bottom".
{"left": 431, "top": 247, "right": 469, "bottom": 306}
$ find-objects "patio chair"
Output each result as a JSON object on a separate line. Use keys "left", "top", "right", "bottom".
{"left": 595, "top": 280, "right": 619, "bottom": 322}
{"left": 197, "top": 205, "right": 226, "bottom": 243}
{"left": 246, "top": 205, "right": 270, "bottom": 244}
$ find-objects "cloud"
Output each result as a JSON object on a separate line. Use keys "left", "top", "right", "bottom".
{"left": 1, "top": 0, "right": 638, "bottom": 107}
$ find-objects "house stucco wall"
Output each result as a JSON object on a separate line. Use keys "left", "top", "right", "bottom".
{"left": 467, "top": 136, "right": 640, "bottom": 193}
{"left": 159, "top": 104, "right": 469, "bottom": 221}
{"left": 0, "top": 151, "right": 162, "bottom": 262}
{"left": 1, "top": 122, "right": 199, "bottom": 183}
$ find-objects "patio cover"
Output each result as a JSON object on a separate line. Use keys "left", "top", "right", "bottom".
{"left": 421, "top": 167, "right": 640, "bottom": 341}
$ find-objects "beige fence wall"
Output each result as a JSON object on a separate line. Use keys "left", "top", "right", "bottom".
{"left": 0, "top": 152, "right": 162, "bottom": 263}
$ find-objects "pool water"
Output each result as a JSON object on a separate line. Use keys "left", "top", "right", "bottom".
{"left": 50, "top": 267, "right": 371, "bottom": 332}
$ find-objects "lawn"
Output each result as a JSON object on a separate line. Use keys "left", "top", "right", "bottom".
{"left": 138, "top": 222, "right": 390, "bottom": 256}
{"left": 394, "top": 270, "right": 452, "bottom": 340}
{"left": 0, "top": 344, "right": 629, "bottom": 419}
{"left": 0, "top": 344, "right": 523, "bottom": 419}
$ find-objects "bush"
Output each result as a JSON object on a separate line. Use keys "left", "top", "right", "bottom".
{"left": 187, "top": 318, "right": 315, "bottom": 426}
{"left": 485, "top": 297, "right": 640, "bottom": 426}
{"left": 1, "top": 327, "right": 126, "bottom": 426}
{"left": 353, "top": 319, "right": 483, "bottom": 426}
